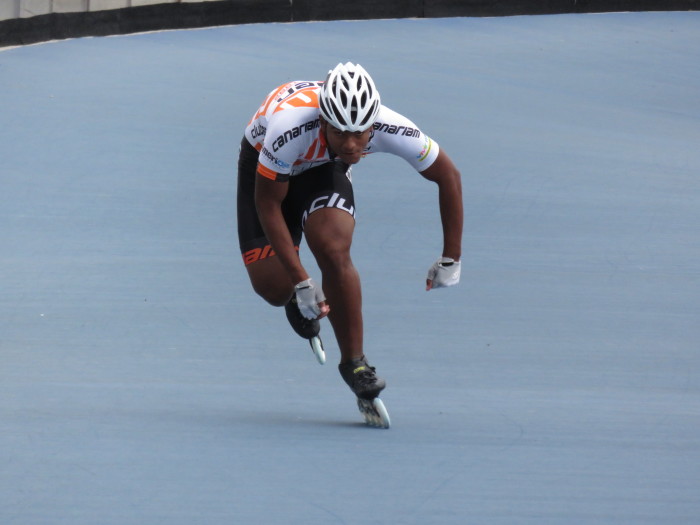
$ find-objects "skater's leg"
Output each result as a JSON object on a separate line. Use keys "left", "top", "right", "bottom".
{"left": 245, "top": 253, "right": 295, "bottom": 307}
{"left": 238, "top": 136, "right": 298, "bottom": 308}
{"left": 245, "top": 250, "right": 322, "bottom": 346}
{"left": 304, "top": 207, "right": 363, "bottom": 362}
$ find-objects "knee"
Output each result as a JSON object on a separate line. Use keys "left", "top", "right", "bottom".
{"left": 252, "top": 281, "right": 292, "bottom": 307}
{"left": 246, "top": 262, "right": 293, "bottom": 306}
{"left": 304, "top": 208, "right": 356, "bottom": 273}
{"left": 313, "top": 244, "right": 353, "bottom": 274}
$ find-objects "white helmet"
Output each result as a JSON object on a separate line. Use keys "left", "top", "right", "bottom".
{"left": 318, "top": 62, "right": 381, "bottom": 132}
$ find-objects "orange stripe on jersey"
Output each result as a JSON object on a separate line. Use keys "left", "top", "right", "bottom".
{"left": 303, "top": 139, "right": 319, "bottom": 161}
{"left": 297, "top": 134, "right": 328, "bottom": 163}
{"left": 248, "top": 83, "right": 289, "bottom": 124}
{"left": 318, "top": 128, "right": 328, "bottom": 156}
{"left": 273, "top": 89, "right": 319, "bottom": 113}
{"left": 256, "top": 163, "right": 278, "bottom": 180}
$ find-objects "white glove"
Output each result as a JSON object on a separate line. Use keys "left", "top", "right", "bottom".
{"left": 426, "top": 257, "right": 461, "bottom": 290}
{"left": 294, "top": 278, "right": 326, "bottom": 319}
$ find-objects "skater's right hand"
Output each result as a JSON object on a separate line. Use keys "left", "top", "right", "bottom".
{"left": 426, "top": 256, "right": 461, "bottom": 291}
{"left": 294, "top": 278, "right": 330, "bottom": 319}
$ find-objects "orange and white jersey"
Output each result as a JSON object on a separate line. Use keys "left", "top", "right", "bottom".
{"left": 244, "top": 80, "right": 440, "bottom": 181}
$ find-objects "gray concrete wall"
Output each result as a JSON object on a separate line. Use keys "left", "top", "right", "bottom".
{"left": 0, "top": 1, "right": 222, "bottom": 21}
{"left": 1, "top": 0, "right": 699, "bottom": 46}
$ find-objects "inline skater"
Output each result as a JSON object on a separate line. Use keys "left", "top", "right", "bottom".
{"left": 237, "top": 62, "right": 462, "bottom": 410}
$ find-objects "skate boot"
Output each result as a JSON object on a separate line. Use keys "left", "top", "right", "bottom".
{"left": 285, "top": 297, "right": 320, "bottom": 339}
{"left": 338, "top": 356, "right": 386, "bottom": 401}
{"left": 285, "top": 297, "right": 325, "bottom": 364}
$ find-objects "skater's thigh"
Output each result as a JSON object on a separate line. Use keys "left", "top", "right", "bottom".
{"left": 304, "top": 207, "right": 355, "bottom": 256}
{"left": 237, "top": 136, "right": 303, "bottom": 255}
{"left": 300, "top": 163, "right": 356, "bottom": 259}
{"left": 289, "top": 160, "right": 356, "bottom": 254}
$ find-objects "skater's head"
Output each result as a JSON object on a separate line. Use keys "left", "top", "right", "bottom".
{"left": 319, "top": 62, "right": 381, "bottom": 133}
{"left": 319, "top": 62, "right": 380, "bottom": 165}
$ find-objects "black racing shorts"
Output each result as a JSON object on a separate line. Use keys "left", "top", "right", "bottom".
{"left": 237, "top": 137, "right": 355, "bottom": 265}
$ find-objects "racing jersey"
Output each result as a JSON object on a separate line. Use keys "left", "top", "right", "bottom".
{"left": 244, "top": 80, "right": 440, "bottom": 181}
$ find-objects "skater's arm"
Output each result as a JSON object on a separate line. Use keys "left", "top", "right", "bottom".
{"left": 254, "top": 174, "right": 309, "bottom": 285}
{"left": 420, "top": 149, "right": 463, "bottom": 261}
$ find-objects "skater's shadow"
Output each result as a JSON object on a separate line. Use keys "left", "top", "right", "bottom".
{"left": 235, "top": 410, "right": 367, "bottom": 430}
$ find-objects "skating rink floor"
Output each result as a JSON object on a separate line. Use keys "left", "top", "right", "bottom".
{"left": 1, "top": 11, "right": 699, "bottom": 524}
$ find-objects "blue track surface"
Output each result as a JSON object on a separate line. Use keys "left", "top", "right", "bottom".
{"left": 1, "top": 12, "right": 699, "bottom": 524}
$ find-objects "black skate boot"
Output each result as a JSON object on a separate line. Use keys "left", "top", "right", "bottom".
{"left": 338, "top": 356, "right": 386, "bottom": 400}
{"left": 284, "top": 297, "right": 320, "bottom": 339}
{"left": 285, "top": 297, "right": 326, "bottom": 364}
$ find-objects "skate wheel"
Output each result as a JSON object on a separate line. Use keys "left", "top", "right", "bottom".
{"left": 372, "top": 398, "right": 391, "bottom": 429}
{"left": 309, "top": 336, "right": 326, "bottom": 365}
{"left": 357, "top": 397, "right": 390, "bottom": 429}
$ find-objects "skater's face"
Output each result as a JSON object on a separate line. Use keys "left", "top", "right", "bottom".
{"left": 321, "top": 118, "right": 372, "bottom": 165}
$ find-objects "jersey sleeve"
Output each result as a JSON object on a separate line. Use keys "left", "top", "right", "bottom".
{"left": 369, "top": 106, "right": 440, "bottom": 172}
{"left": 255, "top": 105, "right": 324, "bottom": 182}
{"left": 256, "top": 143, "right": 293, "bottom": 182}
{"left": 256, "top": 112, "right": 296, "bottom": 182}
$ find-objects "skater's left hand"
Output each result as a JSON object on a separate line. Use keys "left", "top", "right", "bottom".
{"left": 426, "top": 257, "right": 461, "bottom": 291}
{"left": 294, "top": 278, "right": 330, "bottom": 319}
